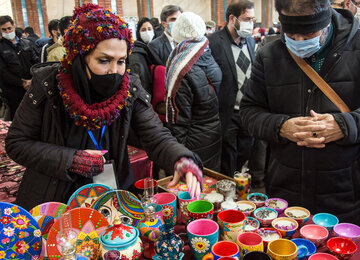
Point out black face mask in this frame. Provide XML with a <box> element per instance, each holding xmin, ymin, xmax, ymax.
<box><xmin>86</xmin><ymin>63</ymin><xmax>125</xmax><ymax>99</ymax></box>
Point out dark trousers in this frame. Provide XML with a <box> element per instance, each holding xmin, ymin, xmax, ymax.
<box><xmin>221</xmin><ymin>111</ymin><xmax>253</xmax><ymax>177</ymax></box>
<box><xmin>2</xmin><ymin>86</ymin><xmax>25</xmax><ymax>120</ymax></box>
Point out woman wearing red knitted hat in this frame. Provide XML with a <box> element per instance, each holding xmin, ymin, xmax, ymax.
<box><xmin>5</xmin><ymin>4</ymin><xmax>203</xmax><ymax>210</ymax></box>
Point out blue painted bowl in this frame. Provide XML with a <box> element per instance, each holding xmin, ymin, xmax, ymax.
<box><xmin>254</xmin><ymin>207</ymin><xmax>278</xmax><ymax>227</ymax></box>
<box><xmin>313</xmin><ymin>213</ymin><xmax>339</xmax><ymax>231</ymax></box>
<box><xmin>244</xmin><ymin>217</ymin><xmax>260</xmax><ymax>232</ymax></box>
<box><xmin>247</xmin><ymin>193</ymin><xmax>268</xmax><ymax>207</ymax></box>
<box><xmin>291</xmin><ymin>238</ymin><xmax>316</xmax><ymax>260</ymax></box>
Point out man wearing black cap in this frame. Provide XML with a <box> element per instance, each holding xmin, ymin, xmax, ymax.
<box><xmin>240</xmin><ymin>0</ymin><xmax>360</xmax><ymax>224</ymax></box>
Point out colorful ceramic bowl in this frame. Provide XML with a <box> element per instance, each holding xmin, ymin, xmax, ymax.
<box><xmin>300</xmin><ymin>224</ymin><xmax>329</xmax><ymax>247</ymax></box>
<box><xmin>265</xmin><ymin>198</ymin><xmax>288</xmax><ymax>214</ymax></box>
<box><xmin>254</xmin><ymin>207</ymin><xmax>278</xmax><ymax>227</ymax></box>
<box><xmin>284</xmin><ymin>206</ymin><xmax>310</xmax><ymax>227</ymax></box>
<box><xmin>271</xmin><ymin>217</ymin><xmax>298</xmax><ymax>237</ymax></box>
<box><xmin>255</xmin><ymin>228</ymin><xmax>282</xmax><ymax>251</ymax></box>
<box><xmin>267</xmin><ymin>239</ymin><xmax>298</xmax><ymax>260</ymax></box>
<box><xmin>333</xmin><ymin>223</ymin><xmax>360</xmax><ymax>243</ymax></box>
<box><xmin>236</xmin><ymin>200</ymin><xmax>256</xmax><ymax>216</ymax></box>
<box><xmin>308</xmin><ymin>253</ymin><xmax>339</xmax><ymax>260</ymax></box>
<box><xmin>244</xmin><ymin>217</ymin><xmax>260</xmax><ymax>232</ymax></box>
<box><xmin>187</xmin><ymin>200</ymin><xmax>214</xmax><ymax>223</ymax></box>
<box><xmin>291</xmin><ymin>238</ymin><xmax>316</xmax><ymax>260</ymax></box>
<box><xmin>327</xmin><ymin>237</ymin><xmax>357</xmax><ymax>260</ymax></box>
<box><xmin>247</xmin><ymin>193</ymin><xmax>268</xmax><ymax>207</ymax></box>
<box><xmin>236</xmin><ymin>232</ymin><xmax>264</xmax><ymax>257</ymax></box>
<box><xmin>312</xmin><ymin>213</ymin><xmax>339</xmax><ymax>231</ymax></box>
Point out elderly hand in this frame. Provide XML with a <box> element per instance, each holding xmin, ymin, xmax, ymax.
<box><xmin>280</xmin><ymin>116</ymin><xmax>326</xmax><ymax>148</ymax></box>
<box><xmin>293</xmin><ymin>110</ymin><xmax>344</xmax><ymax>146</ymax></box>
<box><xmin>168</xmin><ymin>157</ymin><xmax>203</xmax><ymax>199</ymax></box>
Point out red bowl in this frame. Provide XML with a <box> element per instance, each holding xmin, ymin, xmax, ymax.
<box><xmin>309</xmin><ymin>253</ymin><xmax>339</xmax><ymax>260</ymax></box>
<box><xmin>327</xmin><ymin>237</ymin><xmax>357</xmax><ymax>260</ymax></box>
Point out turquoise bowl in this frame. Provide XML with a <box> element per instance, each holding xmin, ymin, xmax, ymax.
<box><xmin>313</xmin><ymin>213</ymin><xmax>339</xmax><ymax>231</ymax></box>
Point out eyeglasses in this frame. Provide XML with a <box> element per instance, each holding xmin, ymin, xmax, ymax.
<box><xmin>351</xmin><ymin>0</ymin><xmax>360</xmax><ymax>8</ymax></box>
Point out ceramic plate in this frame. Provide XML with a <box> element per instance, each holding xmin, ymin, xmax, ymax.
<box><xmin>0</xmin><ymin>202</ymin><xmax>42</xmax><ymax>259</ymax></box>
<box><xmin>46</xmin><ymin>207</ymin><xmax>109</xmax><ymax>260</ymax></box>
<box><xmin>91</xmin><ymin>190</ymin><xmax>144</xmax><ymax>227</ymax></box>
<box><xmin>67</xmin><ymin>184</ymin><xmax>113</xmax><ymax>209</ymax></box>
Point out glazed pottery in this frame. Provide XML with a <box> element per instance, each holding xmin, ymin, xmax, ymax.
<box><xmin>202</xmin><ymin>241</ymin><xmax>240</xmax><ymax>260</ymax></box>
<box><xmin>308</xmin><ymin>253</ymin><xmax>339</xmax><ymax>260</ymax></box>
<box><xmin>187</xmin><ymin>200</ymin><xmax>214</xmax><ymax>223</ymax></box>
<box><xmin>243</xmin><ymin>251</ymin><xmax>272</xmax><ymax>260</ymax></box>
<box><xmin>236</xmin><ymin>200</ymin><xmax>256</xmax><ymax>216</ymax></box>
<box><xmin>234</xmin><ymin>172</ymin><xmax>251</xmax><ymax>200</ymax></box>
<box><xmin>178</xmin><ymin>191</ymin><xmax>196</xmax><ymax>224</ymax></box>
<box><xmin>217</xmin><ymin>209</ymin><xmax>245</xmax><ymax>242</ymax></box>
<box><xmin>265</xmin><ymin>198</ymin><xmax>288</xmax><ymax>214</ymax></box>
<box><xmin>291</xmin><ymin>238</ymin><xmax>316</xmax><ymax>260</ymax></box>
<box><xmin>267</xmin><ymin>239</ymin><xmax>298</xmax><ymax>260</ymax></box>
<box><xmin>255</xmin><ymin>227</ymin><xmax>282</xmax><ymax>251</ymax></box>
<box><xmin>272</xmin><ymin>217</ymin><xmax>298</xmax><ymax>237</ymax></box>
<box><xmin>0</xmin><ymin>202</ymin><xmax>42</xmax><ymax>259</ymax></box>
<box><xmin>218</xmin><ymin>257</ymin><xmax>237</xmax><ymax>260</ymax></box>
<box><xmin>333</xmin><ymin>223</ymin><xmax>360</xmax><ymax>242</ymax></box>
<box><xmin>104</xmin><ymin>250</ymin><xmax>121</xmax><ymax>259</ymax></box>
<box><xmin>154</xmin><ymin>223</ymin><xmax>184</xmax><ymax>260</ymax></box>
<box><xmin>134</xmin><ymin>178</ymin><xmax>158</xmax><ymax>198</ymax></box>
<box><xmin>244</xmin><ymin>217</ymin><xmax>260</xmax><ymax>232</ymax></box>
<box><xmin>247</xmin><ymin>193</ymin><xmax>268</xmax><ymax>207</ymax></box>
<box><xmin>100</xmin><ymin>215</ymin><xmax>142</xmax><ymax>259</ymax></box>
<box><xmin>327</xmin><ymin>237</ymin><xmax>357</xmax><ymax>260</ymax></box>
<box><xmin>236</xmin><ymin>232</ymin><xmax>264</xmax><ymax>257</ymax></box>
<box><xmin>285</xmin><ymin>207</ymin><xmax>310</xmax><ymax>227</ymax></box>
<box><xmin>300</xmin><ymin>224</ymin><xmax>329</xmax><ymax>247</ymax></box>
<box><xmin>253</xmin><ymin>207</ymin><xmax>278</xmax><ymax>227</ymax></box>
<box><xmin>154</xmin><ymin>193</ymin><xmax>177</xmax><ymax>227</ymax></box>
<box><xmin>312</xmin><ymin>213</ymin><xmax>339</xmax><ymax>231</ymax></box>
<box><xmin>187</xmin><ymin>219</ymin><xmax>219</xmax><ymax>260</ymax></box>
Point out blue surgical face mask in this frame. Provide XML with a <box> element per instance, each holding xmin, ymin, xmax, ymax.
<box><xmin>285</xmin><ymin>34</ymin><xmax>321</xmax><ymax>58</ymax></box>
<box><xmin>167</xmin><ymin>22</ymin><xmax>174</xmax><ymax>35</ymax></box>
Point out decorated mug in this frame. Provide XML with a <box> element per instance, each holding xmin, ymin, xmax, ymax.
<box><xmin>236</xmin><ymin>232</ymin><xmax>264</xmax><ymax>257</ymax></box>
<box><xmin>178</xmin><ymin>191</ymin><xmax>196</xmax><ymax>224</ymax></box>
<box><xmin>187</xmin><ymin>200</ymin><xmax>214</xmax><ymax>223</ymax></box>
<box><xmin>154</xmin><ymin>192</ymin><xmax>177</xmax><ymax>227</ymax></box>
<box><xmin>202</xmin><ymin>241</ymin><xmax>240</xmax><ymax>260</ymax></box>
<box><xmin>217</xmin><ymin>209</ymin><xmax>246</xmax><ymax>242</ymax></box>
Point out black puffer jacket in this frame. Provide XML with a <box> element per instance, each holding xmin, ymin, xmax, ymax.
<box><xmin>240</xmin><ymin>9</ymin><xmax>360</xmax><ymax>224</ymax></box>
<box><xmin>5</xmin><ymin>63</ymin><xmax>201</xmax><ymax>211</ymax></box>
<box><xmin>167</xmin><ymin>50</ymin><xmax>222</xmax><ymax>171</ymax></box>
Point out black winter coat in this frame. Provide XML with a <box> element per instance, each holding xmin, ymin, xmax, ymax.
<box><xmin>167</xmin><ymin>50</ymin><xmax>222</xmax><ymax>171</ymax></box>
<box><xmin>5</xmin><ymin>63</ymin><xmax>201</xmax><ymax>211</ymax></box>
<box><xmin>148</xmin><ymin>33</ymin><xmax>172</xmax><ymax>66</ymax></box>
<box><xmin>240</xmin><ymin>9</ymin><xmax>360</xmax><ymax>224</ymax></box>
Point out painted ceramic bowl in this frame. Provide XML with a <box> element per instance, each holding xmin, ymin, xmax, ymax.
<box><xmin>271</xmin><ymin>217</ymin><xmax>298</xmax><ymax>238</ymax></box>
<box><xmin>327</xmin><ymin>237</ymin><xmax>357</xmax><ymax>260</ymax></box>
<box><xmin>300</xmin><ymin>224</ymin><xmax>329</xmax><ymax>247</ymax></box>
<box><xmin>265</xmin><ymin>198</ymin><xmax>288</xmax><ymax>214</ymax></box>
<box><xmin>247</xmin><ymin>193</ymin><xmax>268</xmax><ymax>207</ymax></box>
<box><xmin>312</xmin><ymin>213</ymin><xmax>339</xmax><ymax>231</ymax></box>
<box><xmin>333</xmin><ymin>223</ymin><xmax>360</xmax><ymax>243</ymax></box>
<box><xmin>291</xmin><ymin>238</ymin><xmax>316</xmax><ymax>260</ymax></box>
<box><xmin>267</xmin><ymin>239</ymin><xmax>298</xmax><ymax>260</ymax></box>
<box><xmin>236</xmin><ymin>200</ymin><xmax>256</xmax><ymax>216</ymax></box>
<box><xmin>284</xmin><ymin>206</ymin><xmax>310</xmax><ymax>227</ymax></box>
<box><xmin>244</xmin><ymin>217</ymin><xmax>260</xmax><ymax>232</ymax></box>
<box><xmin>254</xmin><ymin>207</ymin><xmax>278</xmax><ymax>227</ymax></box>
<box><xmin>308</xmin><ymin>253</ymin><xmax>339</xmax><ymax>260</ymax></box>
<box><xmin>255</xmin><ymin>228</ymin><xmax>282</xmax><ymax>250</ymax></box>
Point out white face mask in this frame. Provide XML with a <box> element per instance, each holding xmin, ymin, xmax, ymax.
<box><xmin>140</xmin><ymin>30</ymin><xmax>155</xmax><ymax>43</ymax></box>
<box><xmin>234</xmin><ymin>18</ymin><xmax>253</xmax><ymax>38</ymax></box>
<box><xmin>2</xmin><ymin>31</ymin><xmax>15</xmax><ymax>41</ymax></box>
<box><xmin>351</xmin><ymin>1</ymin><xmax>360</xmax><ymax>23</ymax></box>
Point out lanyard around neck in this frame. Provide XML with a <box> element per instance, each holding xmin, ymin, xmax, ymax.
<box><xmin>87</xmin><ymin>125</ymin><xmax>106</xmax><ymax>150</ymax></box>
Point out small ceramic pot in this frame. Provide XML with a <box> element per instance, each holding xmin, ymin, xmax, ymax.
<box><xmin>236</xmin><ymin>232</ymin><xmax>264</xmax><ymax>257</ymax></box>
<box><xmin>236</xmin><ymin>200</ymin><xmax>256</xmax><ymax>216</ymax></box>
<box><xmin>154</xmin><ymin>223</ymin><xmax>184</xmax><ymax>260</ymax></box>
<box><xmin>242</xmin><ymin>251</ymin><xmax>272</xmax><ymax>260</ymax></box>
<box><xmin>234</xmin><ymin>172</ymin><xmax>251</xmax><ymax>200</ymax></box>
<box><xmin>265</xmin><ymin>198</ymin><xmax>288</xmax><ymax>214</ymax></box>
<box><xmin>217</xmin><ymin>210</ymin><xmax>246</xmax><ymax>242</ymax></box>
<box><xmin>154</xmin><ymin>192</ymin><xmax>177</xmax><ymax>227</ymax></box>
<box><xmin>255</xmin><ymin>228</ymin><xmax>282</xmax><ymax>251</ymax></box>
<box><xmin>247</xmin><ymin>193</ymin><xmax>268</xmax><ymax>207</ymax></box>
<box><xmin>333</xmin><ymin>223</ymin><xmax>360</xmax><ymax>243</ymax></box>
<box><xmin>327</xmin><ymin>237</ymin><xmax>357</xmax><ymax>260</ymax></box>
<box><xmin>300</xmin><ymin>224</ymin><xmax>329</xmax><ymax>247</ymax></box>
<box><xmin>284</xmin><ymin>207</ymin><xmax>310</xmax><ymax>227</ymax></box>
<box><xmin>244</xmin><ymin>217</ymin><xmax>260</xmax><ymax>232</ymax></box>
<box><xmin>187</xmin><ymin>200</ymin><xmax>214</xmax><ymax>223</ymax></box>
<box><xmin>271</xmin><ymin>217</ymin><xmax>298</xmax><ymax>238</ymax></box>
<box><xmin>291</xmin><ymin>238</ymin><xmax>316</xmax><ymax>260</ymax></box>
<box><xmin>178</xmin><ymin>191</ymin><xmax>196</xmax><ymax>224</ymax></box>
<box><xmin>312</xmin><ymin>213</ymin><xmax>339</xmax><ymax>231</ymax></box>
<box><xmin>308</xmin><ymin>253</ymin><xmax>339</xmax><ymax>260</ymax></box>
<box><xmin>253</xmin><ymin>207</ymin><xmax>278</xmax><ymax>227</ymax></box>
<box><xmin>187</xmin><ymin>219</ymin><xmax>219</xmax><ymax>260</ymax></box>
<box><xmin>202</xmin><ymin>241</ymin><xmax>240</xmax><ymax>260</ymax></box>
<box><xmin>267</xmin><ymin>239</ymin><xmax>298</xmax><ymax>260</ymax></box>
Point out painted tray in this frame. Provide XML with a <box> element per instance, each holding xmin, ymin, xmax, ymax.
<box><xmin>0</xmin><ymin>202</ymin><xmax>42</xmax><ymax>259</ymax></box>
<box><xmin>29</xmin><ymin>202</ymin><xmax>69</xmax><ymax>259</ymax></box>
<box><xmin>91</xmin><ymin>190</ymin><xmax>144</xmax><ymax>227</ymax></box>
<box><xmin>46</xmin><ymin>207</ymin><xmax>109</xmax><ymax>260</ymax></box>
<box><xmin>67</xmin><ymin>183</ymin><xmax>113</xmax><ymax>209</ymax></box>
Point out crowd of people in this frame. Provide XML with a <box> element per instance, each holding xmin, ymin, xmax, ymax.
<box><xmin>0</xmin><ymin>0</ymin><xmax>360</xmax><ymax>225</ymax></box>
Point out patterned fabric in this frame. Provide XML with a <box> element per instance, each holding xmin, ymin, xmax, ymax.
<box><xmin>174</xmin><ymin>157</ymin><xmax>203</xmax><ymax>189</ymax></box>
<box><xmin>69</xmin><ymin>150</ymin><xmax>104</xmax><ymax>177</ymax></box>
<box><xmin>165</xmin><ymin>37</ymin><xmax>209</xmax><ymax>123</ymax></box>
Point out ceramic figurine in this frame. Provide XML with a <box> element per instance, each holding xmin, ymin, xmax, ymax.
<box><xmin>100</xmin><ymin>215</ymin><xmax>143</xmax><ymax>260</ymax></box>
<box><xmin>154</xmin><ymin>223</ymin><xmax>184</xmax><ymax>260</ymax></box>
<box><xmin>139</xmin><ymin>205</ymin><xmax>164</xmax><ymax>259</ymax></box>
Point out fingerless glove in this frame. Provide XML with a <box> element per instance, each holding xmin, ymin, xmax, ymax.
<box><xmin>174</xmin><ymin>157</ymin><xmax>203</xmax><ymax>188</ymax></box>
<box><xmin>69</xmin><ymin>150</ymin><xmax>104</xmax><ymax>178</ymax></box>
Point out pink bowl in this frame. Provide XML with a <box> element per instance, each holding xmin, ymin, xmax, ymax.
<box><xmin>309</xmin><ymin>253</ymin><xmax>339</xmax><ymax>260</ymax></box>
<box><xmin>327</xmin><ymin>237</ymin><xmax>357</xmax><ymax>260</ymax></box>
<box><xmin>333</xmin><ymin>223</ymin><xmax>360</xmax><ymax>243</ymax></box>
<box><xmin>300</xmin><ymin>224</ymin><xmax>329</xmax><ymax>247</ymax></box>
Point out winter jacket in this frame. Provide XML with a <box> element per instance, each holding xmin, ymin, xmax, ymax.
<box><xmin>148</xmin><ymin>33</ymin><xmax>172</xmax><ymax>66</ymax></box>
<box><xmin>46</xmin><ymin>37</ymin><xmax>66</xmax><ymax>62</ymax></box>
<box><xmin>5</xmin><ymin>62</ymin><xmax>201</xmax><ymax>211</ymax></box>
<box><xmin>240</xmin><ymin>9</ymin><xmax>360</xmax><ymax>224</ymax></box>
<box><xmin>167</xmin><ymin>50</ymin><xmax>222</xmax><ymax>171</ymax></box>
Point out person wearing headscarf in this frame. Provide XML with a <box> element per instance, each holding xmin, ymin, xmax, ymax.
<box><xmin>5</xmin><ymin>4</ymin><xmax>203</xmax><ymax>210</ymax></box>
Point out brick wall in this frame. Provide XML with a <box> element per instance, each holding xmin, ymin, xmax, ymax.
<box><xmin>137</xmin><ymin>0</ymin><xmax>152</xmax><ymax>18</ymax></box>
<box><xmin>25</xmin><ymin>0</ymin><xmax>41</xmax><ymax>36</ymax></box>
<box><xmin>11</xmin><ymin>0</ymin><xmax>25</xmax><ymax>29</ymax></box>
<box><xmin>213</xmin><ymin>0</ymin><xmax>225</xmax><ymax>27</ymax></box>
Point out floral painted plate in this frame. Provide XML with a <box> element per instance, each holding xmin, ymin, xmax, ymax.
<box><xmin>67</xmin><ymin>184</ymin><xmax>113</xmax><ymax>209</ymax></box>
<box><xmin>0</xmin><ymin>202</ymin><xmax>42</xmax><ymax>259</ymax></box>
<box><xmin>46</xmin><ymin>207</ymin><xmax>109</xmax><ymax>260</ymax></box>
<box><xmin>29</xmin><ymin>202</ymin><xmax>69</xmax><ymax>259</ymax></box>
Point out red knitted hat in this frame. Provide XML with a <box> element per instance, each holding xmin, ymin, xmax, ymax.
<box><xmin>61</xmin><ymin>3</ymin><xmax>134</xmax><ymax>71</ymax></box>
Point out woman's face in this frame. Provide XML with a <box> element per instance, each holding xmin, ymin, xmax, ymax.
<box><xmin>140</xmin><ymin>21</ymin><xmax>153</xmax><ymax>32</ymax></box>
<box><xmin>85</xmin><ymin>38</ymin><xmax>127</xmax><ymax>77</ymax></box>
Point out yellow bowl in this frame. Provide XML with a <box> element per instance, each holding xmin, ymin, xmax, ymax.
<box><xmin>267</xmin><ymin>239</ymin><xmax>297</xmax><ymax>260</ymax></box>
